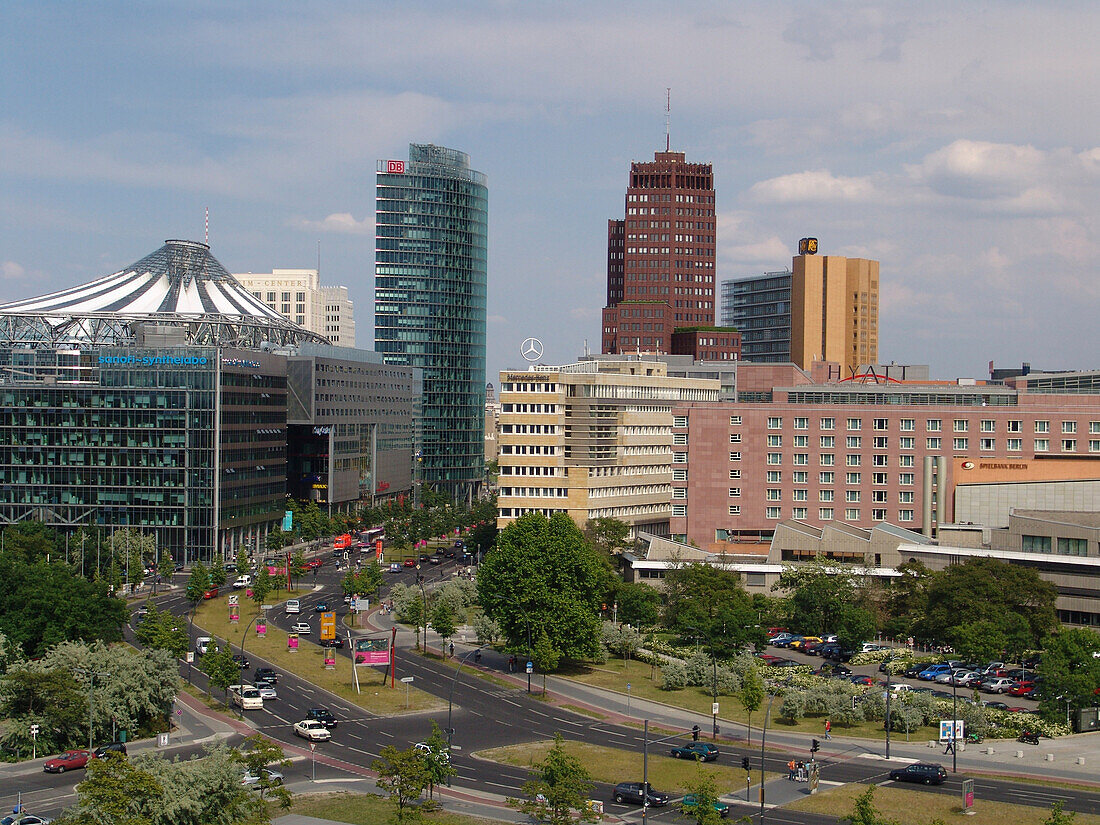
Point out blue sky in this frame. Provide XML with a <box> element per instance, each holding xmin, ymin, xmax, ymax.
<box><xmin>2</xmin><ymin>1</ymin><xmax>1098</xmax><ymax>381</ymax></box>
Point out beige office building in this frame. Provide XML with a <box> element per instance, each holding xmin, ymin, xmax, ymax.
<box><xmin>790</xmin><ymin>250</ymin><xmax>878</xmax><ymax>375</ymax></box>
<box><xmin>496</xmin><ymin>359</ymin><xmax>719</xmax><ymax>535</ymax></box>
<box><xmin>232</xmin><ymin>269</ymin><xmax>356</xmax><ymax>347</ymax></box>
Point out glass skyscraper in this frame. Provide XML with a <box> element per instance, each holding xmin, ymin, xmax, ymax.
<box><xmin>375</xmin><ymin>144</ymin><xmax>488</xmax><ymax>502</ymax></box>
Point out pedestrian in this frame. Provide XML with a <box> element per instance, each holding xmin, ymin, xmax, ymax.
<box><xmin>824</xmin><ymin>719</ymin><xmax>831</xmax><ymax>740</ymax></box>
<box><xmin>796</xmin><ymin>761</ymin><xmax>806</xmax><ymax>782</ymax></box>
<box><xmin>943</xmin><ymin>736</ymin><xmax>955</xmax><ymax>755</ymax></box>
<box><xmin>508</xmin><ymin>654</ymin><xmax>516</xmax><ymax>672</ymax></box>
<box><xmin>449</xmin><ymin>642</ymin><xmax>455</xmax><ymax>658</ymax></box>
<box><xmin>787</xmin><ymin>759</ymin><xmax>796</xmax><ymax>780</ymax></box>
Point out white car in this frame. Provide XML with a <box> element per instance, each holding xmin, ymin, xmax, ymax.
<box><xmin>414</xmin><ymin>742</ymin><xmax>450</xmax><ymax>764</ymax></box>
<box><xmin>981</xmin><ymin>677</ymin><xmax>1015</xmax><ymax>693</ymax></box>
<box><xmin>291</xmin><ymin>622</ymin><xmax>311</xmax><ymax>634</ymax></box>
<box><xmin>293</xmin><ymin>720</ymin><xmax>331</xmax><ymax>742</ymax></box>
<box><xmin>233</xmin><ymin>575</ymin><xmax>252</xmax><ymax>589</ymax></box>
<box><xmin>285</xmin><ymin>599</ymin><xmax>301</xmax><ymax>614</ymax></box>
<box><xmin>242</xmin><ymin>767</ymin><xmax>284</xmax><ymax>787</ymax></box>
<box><xmin>228</xmin><ymin>684</ymin><xmax>264</xmax><ymax>711</ymax></box>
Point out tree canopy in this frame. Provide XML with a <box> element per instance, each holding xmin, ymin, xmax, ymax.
<box><xmin>1036</xmin><ymin>627</ymin><xmax>1100</xmax><ymax>722</ymax></box>
<box><xmin>664</xmin><ymin>563</ymin><xmax>765</xmax><ymax>657</ymax></box>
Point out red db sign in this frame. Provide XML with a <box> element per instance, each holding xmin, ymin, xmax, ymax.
<box><xmin>387</xmin><ymin>160</ymin><xmax>405</xmax><ymax>173</ymax></box>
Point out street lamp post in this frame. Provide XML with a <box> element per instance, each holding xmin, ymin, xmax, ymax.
<box><xmin>759</xmin><ymin>679</ymin><xmax>790</xmax><ymax>825</ymax></box>
<box><xmin>415</xmin><ymin>569</ymin><xmax>427</xmax><ymax>652</ymax></box>
<box><xmin>884</xmin><ymin>651</ymin><xmax>897</xmax><ymax>759</ymax></box>
<box><xmin>235</xmin><ymin>614</ymin><xmax>262</xmax><ymax>719</ymax></box>
<box><xmin>950</xmin><ymin>677</ymin><xmax>958</xmax><ymax>774</ymax></box>
<box><xmin>685</xmin><ymin>626</ymin><xmax>720</xmax><ymax>740</ymax></box>
<box><xmin>73</xmin><ymin>668</ymin><xmax>110</xmax><ymax>752</ymax></box>
<box><xmin>445</xmin><ymin>645</ymin><xmax>484</xmax><ymax>782</ymax></box>
<box><xmin>494</xmin><ymin>596</ymin><xmax>533</xmax><ymax>693</ymax></box>
<box><xmin>641</xmin><ymin>720</ymin><xmax>689</xmax><ymax>825</ymax></box>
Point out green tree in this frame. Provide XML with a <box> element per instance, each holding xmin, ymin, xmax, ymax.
<box><xmin>65</xmin><ymin>751</ymin><xmax>163</xmax><ymax>825</ymax></box>
<box><xmin>373</xmin><ymin>744</ymin><xmax>429</xmax><ymax>824</ymax></box>
<box><xmin>236</xmin><ymin>734</ymin><xmax>292</xmax><ymax>807</ymax></box>
<box><xmin>878</xmin><ymin>560</ymin><xmax>930</xmax><ymax>638</ymax></box>
<box><xmin>155</xmin><ymin>552</ymin><xmax>175</xmax><ymax>590</ymax></box>
<box><xmin>108</xmin><ymin>528</ymin><xmax>155</xmax><ymax>587</ymax></box>
<box><xmin>251</xmin><ymin>566</ymin><xmax>274</xmax><ymax>610</ymax></box>
<box><xmin>680</xmin><ymin>769</ymin><xmax>724</xmax><ymax>825</ymax></box>
<box><xmin>512</xmin><ymin>733</ymin><xmax>597</xmax><ymax>825</ymax></box>
<box><xmin>360</xmin><ymin>559</ymin><xmax>385</xmax><ymax>599</ymax></box>
<box><xmin>419</xmin><ymin>721</ymin><xmax>456</xmax><ymax>800</ymax></box>
<box><xmin>430</xmin><ymin>600</ymin><xmax>458</xmax><ymax>657</ymax></box>
<box><xmin>1036</xmin><ymin>627</ymin><xmax>1100</xmax><ymax>723</ymax></box>
<box><xmin>739</xmin><ymin>666</ymin><xmax>765</xmax><ymax>746</ymax></box>
<box><xmin>477</xmin><ymin>513</ymin><xmax>610</xmax><ymax>667</ymax></box>
<box><xmin>266</xmin><ymin>531</ymin><xmax>287</xmax><ymax>552</ymax></box>
<box><xmin>0</xmin><ymin>668</ymin><xmax>86</xmax><ymax>756</ymax></box>
<box><xmin>613</xmin><ymin>582</ymin><xmax>662</xmax><ymax>627</ymax></box>
<box><xmin>664</xmin><ymin>563</ymin><xmax>765</xmax><ymax>657</ymax></box>
<box><xmin>835</xmin><ymin>604</ymin><xmax>877</xmax><ymax>651</ymax></box>
<box><xmin>133</xmin><ymin>603</ymin><xmax>189</xmax><ymax>657</ymax></box>
<box><xmin>185</xmin><ymin>562</ymin><xmax>210</xmax><ymax>605</ymax></box>
<box><xmin>1043</xmin><ymin>800</ymin><xmax>1077</xmax><ymax>825</ymax></box>
<box><xmin>208</xmin><ymin>557</ymin><xmax>227</xmax><ymax>589</ymax></box>
<box><xmin>585</xmin><ymin>517</ymin><xmax>631</xmax><ymax>557</ymax></box>
<box><xmin>290</xmin><ymin>550</ymin><xmax>307</xmax><ymax>590</ymax></box>
<box><xmin>774</xmin><ymin>561</ymin><xmax>865</xmax><ymax>637</ymax></box>
<box><xmin>844</xmin><ymin>786</ymin><xmax>898</xmax><ymax>825</ymax></box>
<box><xmin>203</xmin><ymin>639</ymin><xmax>242</xmax><ymax>704</ymax></box>
<box><xmin>234</xmin><ymin>548</ymin><xmax>249</xmax><ymax>576</ymax></box>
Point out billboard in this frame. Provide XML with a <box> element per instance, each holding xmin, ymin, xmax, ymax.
<box><xmin>354</xmin><ymin>637</ymin><xmax>391</xmax><ymax>666</ymax></box>
<box><xmin>320</xmin><ymin>611</ymin><xmax>336</xmax><ymax>641</ymax></box>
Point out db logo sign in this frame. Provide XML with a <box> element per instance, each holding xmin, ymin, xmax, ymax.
<box><xmin>961</xmin><ymin>461</ymin><xmax>975</xmax><ymax>470</ymax></box>
<box><xmin>386</xmin><ymin>160</ymin><xmax>406</xmax><ymax>173</ymax></box>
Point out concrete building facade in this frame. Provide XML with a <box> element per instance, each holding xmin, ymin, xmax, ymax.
<box><xmin>233</xmin><ymin>269</ymin><xmax>356</xmax><ymax>347</ymax></box>
<box><xmin>496</xmin><ymin>360</ymin><xmax>719</xmax><ymax>536</ymax></box>
<box><xmin>790</xmin><ymin>249</ymin><xmax>878</xmax><ymax>375</ymax></box>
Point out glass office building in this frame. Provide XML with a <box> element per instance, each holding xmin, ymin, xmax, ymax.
<box><xmin>375</xmin><ymin>144</ymin><xmax>488</xmax><ymax>502</ymax></box>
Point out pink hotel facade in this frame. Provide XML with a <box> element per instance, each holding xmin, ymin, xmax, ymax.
<box><xmin>670</xmin><ymin>366</ymin><xmax>1100</xmax><ymax>550</ymax></box>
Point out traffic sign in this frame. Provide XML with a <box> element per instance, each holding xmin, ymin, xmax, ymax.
<box><xmin>526</xmin><ymin>661</ymin><xmax>534</xmax><ymax>674</ymax></box>
<box><xmin>712</xmin><ymin>702</ymin><xmax>720</xmax><ymax>715</ymax></box>
<box><xmin>400</xmin><ymin>676</ymin><xmax>414</xmax><ymax>683</ymax></box>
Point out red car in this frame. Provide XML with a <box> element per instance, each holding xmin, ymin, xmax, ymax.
<box><xmin>305</xmin><ymin>559</ymin><xmax>323</xmax><ymax>570</ymax></box>
<box><xmin>403</xmin><ymin>558</ymin><xmax>416</xmax><ymax>567</ymax></box>
<box><xmin>43</xmin><ymin>749</ymin><xmax>90</xmax><ymax>773</ymax></box>
<box><xmin>202</xmin><ymin>587</ymin><xmax>219</xmax><ymax>599</ymax></box>
<box><xmin>1007</xmin><ymin>681</ymin><xmax>1036</xmax><ymax>697</ymax></box>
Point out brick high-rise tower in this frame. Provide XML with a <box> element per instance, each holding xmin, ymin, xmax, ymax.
<box><xmin>601</xmin><ymin>150</ymin><xmax>717</xmax><ymax>354</ymax></box>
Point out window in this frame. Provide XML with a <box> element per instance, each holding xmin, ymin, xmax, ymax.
<box><xmin>1035</xmin><ymin>439</ymin><xmax>1049</xmax><ymax>452</ymax></box>
<box><xmin>846</xmin><ymin>490</ymin><xmax>861</xmax><ymax>503</ymax></box>
<box><xmin>793</xmin><ymin>454</ymin><xmax>808</xmax><ymax>465</ymax></box>
<box><xmin>674</xmin><ymin>433</ymin><xmax>688</xmax><ymax>445</ymax></box>
<box><xmin>819</xmin><ymin>508</ymin><xmax>834</xmax><ymax>521</ymax></box>
<box><xmin>1092</xmin><ymin>421</ymin><xmax>1100</xmax><ymax>434</ymax></box>
<box><xmin>730</xmin><ymin>451</ymin><xmax>741</xmax><ymax>461</ymax></box>
<box><xmin>846</xmin><ymin>454</ymin><xmax>862</xmax><ymax>466</ymax></box>
<box><xmin>674</xmin><ymin>469</ymin><xmax>687</xmax><ymax>481</ymax></box>
<box><xmin>674</xmin><ymin>415</ymin><xmax>688</xmax><ymax>427</ymax></box>
<box><xmin>793</xmin><ymin>471</ymin><xmax>809</xmax><ymax>483</ymax></box>
<box><xmin>1007</xmin><ymin>438</ymin><xmax>1023</xmax><ymax>451</ymax></box>
<box><xmin>1091</xmin><ymin>440</ymin><xmax>1100</xmax><ymax>453</ymax></box>
<box><xmin>729</xmin><ymin>469</ymin><xmax>741</xmax><ymax>479</ymax></box>
<box><xmin>873</xmin><ymin>455</ymin><xmax>889</xmax><ymax>466</ymax></box>
<box><xmin>1022</xmin><ymin>534</ymin><xmax>1051</xmax><ymax>553</ymax></box>
<box><xmin>1062</xmin><ymin>439</ymin><xmax>1077</xmax><ymax>452</ymax></box>
<box><xmin>1035</xmin><ymin>420</ymin><xmax>1050</xmax><ymax>433</ymax></box>
<box><xmin>767</xmin><ymin>470</ymin><xmax>782</xmax><ymax>483</ymax></box>
<box><xmin>820</xmin><ymin>454</ymin><xmax>835</xmax><ymax>466</ymax></box>
<box><xmin>927</xmin><ymin>419</ymin><xmax>942</xmax><ymax>432</ymax></box>
<box><xmin>873</xmin><ymin>418</ymin><xmax>888</xmax><ymax>431</ymax></box>
<box><xmin>819</xmin><ymin>490</ymin><xmax>834</xmax><ymax>502</ymax></box>
<box><xmin>730</xmin><ymin>433</ymin><xmax>742</xmax><ymax>443</ymax></box>
<box><xmin>845</xmin><ymin>508</ymin><xmax>861</xmax><ymax>521</ymax></box>
<box><xmin>729</xmin><ymin>488</ymin><xmax>741</xmax><ymax>497</ymax></box>
<box><xmin>846</xmin><ymin>472</ymin><xmax>861</xmax><ymax>485</ymax></box>
<box><xmin>673</xmin><ymin>504</ymin><xmax>687</xmax><ymax>517</ymax></box>
<box><xmin>793</xmin><ymin>435</ymin><xmax>809</xmax><ymax>447</ymax></box>
<box><xmin>792</xmin><ymin>489</ymin><xmax>808</xmax><ymax>501</ymax></box>
<box><xmin>899</xmin><ymin>455</ymin><xmax>914</xmax><ymax>467</ymax></box>
<box><xmin>767</xmin><ymin>453</ymin><xmax>782</xmax><ymax>465</ymax></box>
<box><xmin>873</xmin><ymin>436</ymin><xmax>888</xmax><ymax>448</ymax></box>
<box><xmin>1063</xmin><ymin>421</ymin><xmax>1078</xmax><ymax>434</ymax></box>
<box><xmin>674</xmin><ymin>452</ymin><xmax>687</xmax><ymax>463</ymax></box>
<box><xmin>954</xmin><ymin>419</ymin><xmax>969</xmax><ymax>433</ymax></box>
<box><xmin>953</xmin><ymin>437</ymin><xmax>968</xmax><ymax>451</ymax></box>
<box><xmin>898</xmin><ymin>510</ymin><xmax>914</xmax><ymax>522</ymax></box>
<box><xmin>980</xmin><ymin>419</ymin><xmax>996</xmax><ymax>432</ymax></box>
<box><xmin>728</xmin><ymin>506</ymin><xmax>741</xmax><ymax>516</ymax></box>
<box><xmin>899</xmin><ymin>491</ymin><xmax>914</xmax><ymax>503</ymax></box>
<box><xmin>846</xmin><ymin>436</ymin><xmax>862</xmax><ymax>448</ymax></box>
<box><xmin>899</xmin><ymin>473</ymin><xmax>915</xmax><ymax>485</ymax></box>
<box><xmin>847</xmin><ymin>418</ymin><xmax>862</xmax><ymax>431</ymax></box>
<box><xmin>792</xmin><ymin>507</ymin><xmax>808</xmax><ymax>519</ymax></box>
<box><xmin>872</xmin><ymin>508</ymin><xmax>887</xmax><ymax>521</ymax></box>
<box><xmin>766</xmin><ymin>506</ymin><xmax>781</xmax><ymax>520</ymax></box>
<box><xmin>980</xmin><ymin>437</ymin><xmax>996</xmax><ymax>450</ymax></box>
<box><xmin>927</xmin><ymin>437</ymin><xmax>941</xmax><ymax>449</ymax></box>
<box><xmin>1057</xmin><ymin>537</ymin><xmax>1087</xmax><ymax>556</ymax></box>
<box><xmin>821</xmin><ymin>417</ymin><xmax>835</xmax><ymax>430</ymax></box>
<box><xmin>730</xmin><ymin>415</ymin><xmax>742</xmax><ymax>426</ymax></box>
<box><xmin>768</xmin><ymin>416</ymin><xmax>783</xmax><ymax>429</ymax></box>
<box><xmin>1007</xmin><ymin>420</ymin><xmax>1022</xmax><ymax>433</ymax></box>
<box><xmin>900</xmin><ymin>418</ymin><xmax>915</xmax><ymax>431</ymax></box>
<box><xmin>872</xmin><ymin>490</ymin><xmax>888</xmax><ymax>502</ymax></box>
<box><xmin>767</xmin><ymin>435</ymin><xmax>782</xmax><ymax>447</ymax></box>
<box><xmin>794</xmin><ymin>417</ymin><xmax>809</xmax><ymax>430</ymax></box>
<box><xmin>899</xmin><ymin>437</ymin><xmax>915</xmax><ymax>449</ymax></box>
<box><xmin>819</xmin><ymin>471</ymin><xmax>834</xmax><ymax>484</ymax></box>
<box><xmin>672</xmin><ymin>487</ymin><xmax>687</xmax><ymax>500</ymax></box>
<box><xmin>766</xmin><ymin>489</ymin><xmax>782</xmax><ymax>501</ymax></box>
<box><xmin>820</xmin><ymin>436</ymin><xmax>835</xmax><ymax>448</ymax></box>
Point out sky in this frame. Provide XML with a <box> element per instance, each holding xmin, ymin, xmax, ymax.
<box><xmin>2</xmin><ymin>1</ymin><xmax>1099</xmax><ymax>382</ymax></box>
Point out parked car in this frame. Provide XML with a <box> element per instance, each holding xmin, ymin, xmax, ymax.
<box><xmin>669</xmin><ymin>742</ymin><xmax>719</xmax><ymax>761</ymax></box>
<box><xmin>0</xmin><ymin>815</ymin><xmax>51</xmax><ymax>825</ymax></box>
<box><xmin>307</xmin><ymin>707</ymin><xmax>338</xmax><ymax>728</ymax></box>
<box><xmin>241</xmin><ymin>767</ymin><xmax>284</xmax><ymax>787</ymax></box>
<box><xmin>918</xmin><ymin>664</ymin><xmax>952</xmax><ymax>681</ymax></box>
<box><xmin>770</xmin><ymin>658</ymin><xmax>801</xmax><ymax>668</ymax></box>
<box><xmin>291</xmin><ymin>622</ymin><xmax>312</xmax><ymax>634</ymax></box>
<box><xmin>1008</xmin><ymin>681</ymin><xmax>1036</xmax><ymax>697</ymax></box>
<box><xmin>789</xmin><ymin>636</ymin><xmax>823</xmax><ymax>652</ymax></box>
<box><xmin>904</xmin><ymin>664</ymin><xmax>929</xmax><ymax>679</ymax></box>
<box><xmin>850</xmin><ymin>674</ymin><xmax>875</xmax><ymax>686</ymax></box>
<box><xmin>984</xmin><ymin>701</ymin><xmax>1010</xmax><ymax>711</ymax></box>
<box><xmin>888</xmin><ymin>763</ymin><xmax>947</xmax><ymax>785</ymax></box>
<box><xmin>981</xmin><ymin>677</ymin><xmax>1015</xmax><ymax>694</ymax></box>
<box><xmin>43</xmin><ymin>750</ymin><xmax>90</xmax><ymax>773</ymax></box>
<box><xmin>682</xmin><ymin>794</ymin><xmax>729</xmax><ymax>818</ymax></box>
<box><xmin>612</xmin><ymin>782</ymin><xmax>669</xmax><ymax>807</ymax></box>
<box><xmin>202</xmin><ymin>587</ymin><xmax>219</xmax><ymax>600</ymax></box>
<box><xmin>293</xmin><ymin>720</ymin><xmax>331</xmax><ymax>742</ymax></box>
<box><xmin>773</xmin><ymin>635</ymin><xmax>802</xmax><ymax>649</ymax></box>
<box><xmin>254</xmin><ymin>667</ymin><xmax>279</xmax><ymax>684</ymax></box>
<box><xmin>756</xmin><ymin>653</ymin><xmax>781</xmax><ymax>665</ymax></box>
<box><xmin>768</xmin><ymin>633</ymin><xmax>793</xmax><ymax>646</ymax></box>
<box><xmin>91</xmin><ymin>742</ymin><xmax>127</xmax><ymax>759</ymax></box>
<box><xmin>305</xmin><ymin>558</ymin><xmax>323</xmax><ymax>570</ymax></box>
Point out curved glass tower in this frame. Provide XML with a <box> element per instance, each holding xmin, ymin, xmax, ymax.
<box><xmin>375</xmin><ymin>144</ymin><xmax>488</xmax><ymax>502</ymax></box>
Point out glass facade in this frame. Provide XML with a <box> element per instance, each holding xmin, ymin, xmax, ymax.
<box><xmin>375</xmin><ymin>144</ymin><xmax>487</xmax><ymax>501</ymax></box>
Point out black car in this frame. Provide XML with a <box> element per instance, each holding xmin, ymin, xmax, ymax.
<box><xmin>232</xmin><ymin>654</ymin><xmax>249</xmax><ymax>669</ymax></box>
<box><xmin>669</xmin><ymin>742</ymin><xmax>719</xmax><ymax>761</ymax></box>
<box><xmin>92</xmin><ymin>741</ymin><xmax>127</xmax><ymax>758</ymax></box>
<box><xmin>888</xmin><ymin>763</ymin><xmax>947</xmax><ymax>785</ymax></box>
<box><xmin>307</xmin><ymin>707</ymin><xmax>338</xmax><ymax>728</ymax></box>
<box><xmin>429</xmin><ymin>555</ymin><xmax>442</xmax><ymax>565</ymax></box>
<box><xmin>904</xmin><ymin>664</ymin><xmax>928</xmax><ymax>679</ymax></box>
<box><xmin>321</xmin><ymin>637</ymin><xmax>345</xmax><ymax>648</ymax></box>
<box><xmin>314</xmin><ymin>602</ymin><xmax>329</xmax><ymax>612</ymax></box>
<box><xmin>254</xmin><ymin>667</ymin><xmax>279</xmax><ymax>684</ymax></box>
<box><xmin>612</xmin><ymin>782</ymin><xmax>669</xmax><ymax>807</ymax></box>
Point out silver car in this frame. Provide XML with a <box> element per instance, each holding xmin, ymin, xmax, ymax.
<box><xmin>242</xmin><ymin>767</ymin><xmax>284</xmax><ymax>787</ymax></box>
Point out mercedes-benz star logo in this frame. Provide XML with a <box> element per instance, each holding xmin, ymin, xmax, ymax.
<box><xmin>520</xmin><ymin>337</ymin><xmax>544</xmax><ymax>362</ymax></box>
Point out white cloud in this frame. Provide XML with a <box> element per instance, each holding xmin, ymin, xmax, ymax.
<box><xmin>292</xmin><ymin>213</ymin><xmax>374</xmax><ymax>235</ymax></box>
<box><xmin>0</xmin><ymin>260</ymin><xmax>27</xmax><ymax>280</ymax></box>
<box><xmin>909</xmin><ymin>139</ymin><xmax>1048</xmax><ymax>200</ymax></box>
<box><xmin>749</xmin><ymin>169</ymin><xmax>878</xmax><ymax>204</ymax></box>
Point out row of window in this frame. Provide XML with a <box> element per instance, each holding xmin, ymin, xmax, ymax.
<box><xmin>671</xmin><ymin>503</ymin><xmax>915</xmax><ymax>522</ymax></box>
<box><xmin>753</xmin><ymin>416</ymin><xmax>1098</xmax><ymax>433</ymax></box>
<box><xmin>736</xmin><ymin>435</ymin><xmax>1100</xmax><ymax>454</ymax></box>
<box><xmin>727</xmin><ymin>488</ymin><xmax>915</xmax><ymax>503</ymax></box>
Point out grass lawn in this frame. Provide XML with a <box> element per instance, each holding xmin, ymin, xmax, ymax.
<box><xmin>787</xmin><ymin>782</ymin><xmax>1100</xmax><ymax>825</ymax></box>
<box><xmin>191</xmin><ymin>594</ymin><xmax>446</xmax><ymax>715</ymax></box>
<box><xmin>558</xmin><ymin>658</ymin><xmax>942</xmax><ymax>741</ymax></box>
<box><xmin>476</xmin><ymin>739</ymin><xmax>777</xmax><ymax>794</ymax></box>
<box><xmin>288</xmin><ymin>792</ymin><xmax>501</xmax><ymax>825</ymax></box>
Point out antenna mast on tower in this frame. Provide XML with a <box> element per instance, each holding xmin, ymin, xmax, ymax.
<box><xmin>204</xmin><ymin>208</ymin><xmax>209</xmax><ymax>244</ymax></box>
<box><xmin>665</xmin><ymin>88</ymin><xmax>671</xmax><ymax>151</ymax></box>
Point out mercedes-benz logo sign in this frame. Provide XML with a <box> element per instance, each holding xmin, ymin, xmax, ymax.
<box><xmin>520</xmin><ymin>337</ymin><xmax>544</xmax><ymax>362</ymax></box>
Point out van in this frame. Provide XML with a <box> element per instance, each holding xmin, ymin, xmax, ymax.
<box><xmin>229</xmin><ymin>684</ymin><xmax>264</xmax><ymax>710</ymax></box>
<box><xmin>196</xmin><ymin>636</ymin><xmax>213</xmax><ymax>655</ymax></box>
<box><xmin>285</xmin><ymin>599</ymin><xmax>300</xmax><ymax>615</ymax></box>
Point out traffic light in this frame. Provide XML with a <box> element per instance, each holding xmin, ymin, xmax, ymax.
<box><xmin>741</xmin><ymin>757</ymin><xmax>751</xmax><ymax>772</ymax></box>
<box><xmin>691</xmin><ymin>725</ymin><xmax>700</xmax><ymax>741</ymax></box>
<box><xmin>811</xmin><ymin>738</ymin><xmax>820</xmax><ymax>753</ymax></box>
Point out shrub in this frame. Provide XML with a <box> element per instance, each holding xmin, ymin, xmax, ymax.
<box><xmin>660</xmin><ymin>659</ymin><xmax>688</xmax><ymax>691</ymax></box>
